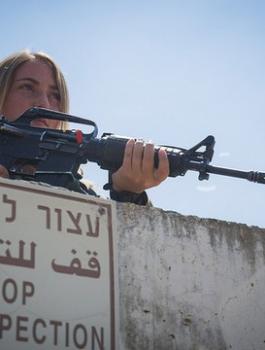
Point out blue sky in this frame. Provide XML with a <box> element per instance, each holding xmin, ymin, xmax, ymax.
<box><xmin>1</xmin><ymin>0</ymin><xmax>265</xmax><ymax>227</ymax></box>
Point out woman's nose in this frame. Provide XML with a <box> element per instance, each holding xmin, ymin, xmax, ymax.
<box><xmin>34</xmin><ymin>92</ymin><xmax>51</xmax><ymax>109</ymax></box>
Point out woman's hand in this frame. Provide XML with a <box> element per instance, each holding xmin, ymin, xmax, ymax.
<box><xmin>0</xmin><ymin>165</ymin><xmax>9</xmax><ymax>178</ymax></box>
<box><xmin>111</xmin><ymin>139</ymin><xmax>169</xmax><ymax>193</ymax></box>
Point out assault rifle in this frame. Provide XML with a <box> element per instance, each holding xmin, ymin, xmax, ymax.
<box><xmin>0</xmin><ymin>107</ymin><xmax>264</xmax><ymax>193</ymax></box>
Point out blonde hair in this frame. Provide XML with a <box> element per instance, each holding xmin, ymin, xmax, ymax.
<box><xmin>0</xmin><ymin>50</ymin><xmax>69</xmax><ymax>130</ymax></box>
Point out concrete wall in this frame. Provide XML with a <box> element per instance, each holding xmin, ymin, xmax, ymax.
<box><xmin>116</xmin><ymin>203</ymin><xmax>265</xmax><ymax>350</ymax></box>
<box><xmin>1</xmin><ymin>177</ymin><xmax>264</xmax><ymax>349</ymax></box>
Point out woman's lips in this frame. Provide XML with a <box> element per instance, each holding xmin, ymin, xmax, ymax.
<box><xmin>30</xmin><ymin>119</ymin><xmax>49</xmax><ymax>128</ymax></box>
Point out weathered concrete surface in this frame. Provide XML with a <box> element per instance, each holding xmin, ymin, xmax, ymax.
<box><xmin>116</xmin><ymin>203</ymin><xmax>265</xmax><ymax>350</ymax></box>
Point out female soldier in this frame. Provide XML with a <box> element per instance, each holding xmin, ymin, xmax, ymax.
<box><xmin>0</xmin><ymin>50</ymin><xmax>169</xmax><ymax>204</ymax></box>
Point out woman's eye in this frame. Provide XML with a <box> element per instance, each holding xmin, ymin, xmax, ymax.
<box><xmin>20</xmin><ymin>83</ymin><xmax>34</xmax><ymax>91</ymax></box>
<box><xmin>51</xmin><ymin>91</ymin><xmax>61</xmax><ymax>101</ymax></box>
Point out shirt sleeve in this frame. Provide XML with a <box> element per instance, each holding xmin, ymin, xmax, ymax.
<box><xmin>109</xmin><ymin>188</ymin><xmax>149</xmax><ymax>205</ymax></box>
<box><xmin>103</xmin><ymin>171</ymin><xmax>150</xmax><ymax>205</ymax></box>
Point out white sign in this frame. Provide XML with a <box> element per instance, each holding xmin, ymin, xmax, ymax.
<box><xmin>0</xmin><ymin>178</ymin><xmax>118</xmax><ymax>350</ymax></box>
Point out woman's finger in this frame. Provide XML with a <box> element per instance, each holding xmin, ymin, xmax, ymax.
<box><xmin>154</xmin><ymin>148</ymin><xmax>169</xmax><ymax>182</ymax></box>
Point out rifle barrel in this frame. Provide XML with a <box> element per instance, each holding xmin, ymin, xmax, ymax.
<box><xmin>188</xmin><ymin>162</ymin><xmax>265</xmax><ymax>184</ymax></box>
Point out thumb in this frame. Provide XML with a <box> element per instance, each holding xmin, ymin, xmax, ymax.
<box><xmin>0</xmin><ymin>165</ymin><xmax>9</xmax><ymax>178</ymax></box>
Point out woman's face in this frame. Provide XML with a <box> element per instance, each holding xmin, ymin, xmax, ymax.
<box><xmin>2</xmin><ymin>59</ymin><xmax>61</xmax><ymax>129</ymax></box>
